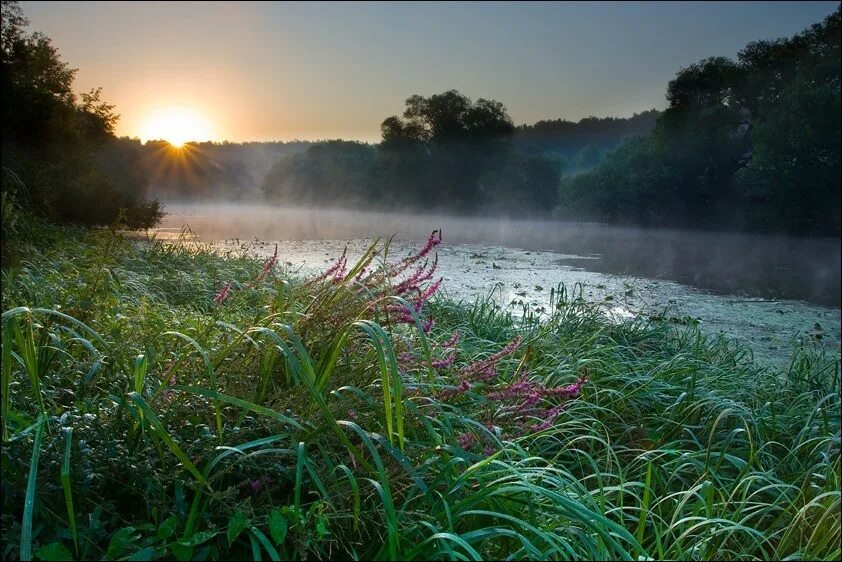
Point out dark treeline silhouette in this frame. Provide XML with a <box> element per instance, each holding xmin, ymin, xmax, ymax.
<box><xmin>559</xmin><ymin>7</ymin><xmax>841</xmax><ymax>236</ymax></box>
<box><xmin>262</xmin><ymin>90</ymin><xmax>566</xmax><ymax>214</ymax></box>
<box><xmin>0</xmin><ymin>0</ymin><xmax>162</xmax><ymax>231</ymax></box>
<box><xmin>514</xmin><ymin>110</ymin><xmax>661</xmax><ymax>173</ymax></box>
<box><xmin>141</xmin><ymin>140</ymin><xmax>312</xmax><ymax>200</ymax></box>
<box><xmin>3</xmin><ymin>0</ymin><xmax>839</xmax><ymax>236</ymax></box>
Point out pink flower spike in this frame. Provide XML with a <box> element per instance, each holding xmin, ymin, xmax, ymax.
<box><xmin>213</xmin><ymin>281</ymin><xmax>233</xmax><ymax>305</ymax></box>
<box><xmin>255</xmin><ymin>244</ymin><xmax>279</xmax><ymax>283</ymax></box>
<box><xmin>443</xmin><ymin>331</ymin><xmax>461</xmax><ymax>349</ymax></box>
<box><xmin>432</xmin><ymin>351</ymin><xmax>455</xmax><ymax>369</ymax></box>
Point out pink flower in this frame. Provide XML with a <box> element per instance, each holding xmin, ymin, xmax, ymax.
<box><xmin>529</xmin><ymin>404</ymin><xmax>566</xmax><ymax>432</ymax></box>
<box><xmin>459</xmin><ymin>336</ymin><xmax>522</xmax><ymax>380</ymax></box>
<box><xmin>398</xmin><ymin>352</ymin><xmax>415</xmax><ymax>364</ymax></box>
<box><xmin>439</xmin><ymin>379</ymin><xmax>471</xmax><ymax>400</ymax></box>
<box><xmin>389</xmin><ymin>230</ymin><xmax>442</xmax><ymax>278</ymax></box>
<box><xmin>432</xmin><ymin>351</ymin><xmax>455</xmax><ymax>369</ymax></box>
<box><xmin>415</xmin><ymin>277</ymin><xmax>443</xmax><ymax>311</ymax></box>
<box><xmin>254</xmin><ymin>244</ymin><xmax>278</xmax><ymax>283</ymax></box>
<box><xmin>213</xmin><ymin>281</ymin><xmax>232</xmax><ymax>305</ymax></box>
<box><xmin>395</xmin><ymin>256</ymin><xmax>438</xmax><ymax>295</ymax></box>
<box><xmin>250</xmin><ymin>476</ymin><xmax>273</xmax><ymax>492</ymax></box>
<box><xmin>309</xmin><ymin>248</ymin><xmax>348</xmax><ymax>284</ymax></box>
<box><xmin>347</xmin><ymin>410</ymin><xmax>358</xmax><ymax>421</ymax></box>
<box><xmin>442</xmin><ymin>331</ymin><xmax>461</xmax><ymax>349</ymax></box>
<box><xmin>457</xmin><ymin>432</ymin><xmax>475</xmax><ymax>450</ymax></box>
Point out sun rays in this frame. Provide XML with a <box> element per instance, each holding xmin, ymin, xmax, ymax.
<box><xmin>139</xmin><ymin>106</ymin><xmax>215</xmax><ymax>147</ymax></box>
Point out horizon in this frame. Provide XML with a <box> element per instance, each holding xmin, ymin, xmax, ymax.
<box><xmin>20</xmin><ymin>0</ymin><xmax>839</xmax><ymax>144</ymax></box>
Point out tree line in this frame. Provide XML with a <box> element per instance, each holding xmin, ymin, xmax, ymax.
<box><xmin>2</xmin><ymin>0</ymin><xmax>839</xmax><ymax>236</ymax></box>
<box><xmin>558</xmin><ymin>7</ymin><xmax>841</xmax><ymax>235</ymax></box>
<box><xmin>261</xmin><ymin>92</ymin><xmax>656</xmax><ymax>214</ymax></box>
<box><xmin>1</xmin><ymin>0</ymin><xmax>163</xmax><ymax>230</ymax></box>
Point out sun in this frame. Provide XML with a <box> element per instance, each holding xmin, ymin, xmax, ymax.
<box><xmin>139</xmin><ymin>107</ymin><xmax>215</xmax><ymax>147</ymax></box>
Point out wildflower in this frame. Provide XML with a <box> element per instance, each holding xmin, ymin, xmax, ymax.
<box><xmin>389</xmin><ymin>230</ymin><xmax>442</xmax><ymax>278</ymax></box>
<box><xmin>254</xmin><ymin>244</ymin><xmax>278</xmax><ymax>283</ymax></box>
<box><xmin>309</xmin><ymin>248</ymin><xmax>348</xmax><ymax>284</ymax></box>
<box><xmin>477</xmin><ymin>366</ymin><xmax>497</xmax><ymax>382</ymax></box>
<box><xmin>439</xmin><ymin>379</ymin><xmax>471</xmax><ymax>400</ymax></box>
<box><xmin>395</xmin><ymin>255</ymin><xmax>438</xmax><ymax>295</ymax></box>
<box><xmin>529</xmin><ymin>404</ymin><xmax>566</xmax><ymax>433</ymax></box>
<box><xmin>398</xmin><ymin>352</ymin><xmax>415</xmax><ymax>365</ymax></box>
<box><xmin>415</xmin><ymin>277</ymin><xmax>443</xmax><ymax>311</ymax></box>
<box><xmin>432</xmin><ymin>351</ymin><xmax>455</xmax><ymax>369</ymax></box>
<box><xmin>457</xmin><ymin>432</ymin><xmax>475</xmax><ymax>450</ymax></box>
<box><xmin>542</xmin><ymin>373</ymin><xmax>587</xmax><ymax>399</ymax></box>
<box><xmin>442</xmin><ymin>331</ymin><xmax>461</xmax><ymax>349</ymax></box>
<box><xmin>213</xmin><ymin>281</ymin><xmax>232</xmax><ymax>304</ymax></box>
<box><xmin>250</xmin><ymin>476</ymin><xmax>273</xmax><ymax>493</ymax></box>
<box><xmin>347</xmin><ymin>409</ymin><xmax>358</xmax><ymax>421</ymax></box>
<box><xmin>460</xmin><ymin>336</ymin><xmax>522</xmax><ymax>380</ymax></box>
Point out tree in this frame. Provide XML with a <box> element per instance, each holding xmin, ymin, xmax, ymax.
<box><xmin>382</xmin><ymin>90</ymin><xmax>514</xmax><ymax>144</ymax></box>
<box><xmin>1</xmin><ymin>0</ymin><xmax>161</xmax><ymax>228</ymax></box>
<box><xmin>557</xmin><ymin>6</ymin><xmax>840</xmax><ymax>235</ymax></box>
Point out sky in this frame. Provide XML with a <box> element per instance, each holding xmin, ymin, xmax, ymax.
<box><xmin>20</xmin><ymin>1</ymin><xmax>841</xmax><ymax>143</ymax></box>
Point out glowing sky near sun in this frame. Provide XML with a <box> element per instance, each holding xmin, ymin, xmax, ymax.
<box><xmin>20</xmin><ymin>1</ymin><xmax>840</xmax><ymax>143</ymax></box>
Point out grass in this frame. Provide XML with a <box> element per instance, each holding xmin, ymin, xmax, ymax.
<box><xmin>0</xmin><ymin>217</ymin><xmax>839</xmax><ymax>561</ymax></box>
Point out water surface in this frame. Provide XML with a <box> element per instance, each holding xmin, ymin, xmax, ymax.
<box><xmin>156</xmin><ymin>203</ymin><xmax>841</xmax><ymax>367</ymax></box>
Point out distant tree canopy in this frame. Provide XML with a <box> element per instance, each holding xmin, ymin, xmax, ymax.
<box><xmin>381</xmin><ymin>90</ymin><xmax>515</xmax><ymax>144</ymax></box>
<box><xmin>558</xmin><ymin>7</ymin><xmax>841</xmax><ymax>235</ymax></box>
<box><xmin>264</xmin><ymin>91</ymin><xmax>560</xmax><ymax>214</ymax></box>
<box><xmin>1</xmin><ymin>0</ymin><xmax>161</xmax><ymax>229</ymax></box>
<box><xmin>140</xmin><ymin>140</ymin><xmax>312</xmax><ymax>201</ymax></box>
<box><xmin>5</xmin><ymin>0</ymin><xmax>837</xmax><ymax>236</ymax></box>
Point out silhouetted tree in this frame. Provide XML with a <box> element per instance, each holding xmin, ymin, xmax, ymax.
<box><xmin>557</xmin><ymin>7</ymin><xmax>841</xmax><ymax>235</ymax></box>
<box><xmin>1</xmin><ymin>0</ymin><xmax>161</xmax><ymax>228</ymax></box>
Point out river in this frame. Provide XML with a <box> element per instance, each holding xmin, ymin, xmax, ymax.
<box><xmin>155</xmin><ymin>203</ymin><xmax>841</xmax><ymax>368</ymax></box>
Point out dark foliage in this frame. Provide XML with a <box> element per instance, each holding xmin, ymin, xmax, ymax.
<box><xmin>264</xmin><ymin>90</ymin><xmax>562</xmax><ymax>215</ymax></box>
<box><xmin>558</xmin><ymin>7</ymin><xmax>841</xmax><ymax>235</ymax></box>
<box><xmin>0</xmin><ymin>1</ymin><xmax>162</xmax><ymax>230</ymax></box>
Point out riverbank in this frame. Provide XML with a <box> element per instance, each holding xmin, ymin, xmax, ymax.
<box><xmin>2</xmin><ymin>219</ymin><xmax>839</xmax><ymax>560</ymax></box>
<box><xmin>214</xmin><ymin>236</ymin><xmax>842</xmax><ymax>370</ymax></box>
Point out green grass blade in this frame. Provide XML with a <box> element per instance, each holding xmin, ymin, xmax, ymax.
<box><xmin>61</xmin><ymin>428</ymin><xmax>79</xmax><ymax>557</ymax></box>
<box><xmin>127</xmin><ymin>392</ymin><xmax>207</xmax><ymax>485</ymax></box>
<box><xmin>20</xmin><ymin>413</ymin><xmax>47</xmax><ymax>562</ymax></box>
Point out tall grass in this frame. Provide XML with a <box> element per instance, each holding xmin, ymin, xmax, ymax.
<box><xmin>0</xmin><ymin>217</ymin><xmax>839</xmax><ymax>560</ymax></box>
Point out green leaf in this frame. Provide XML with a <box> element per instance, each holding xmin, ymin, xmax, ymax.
<box><xmin>268</xmin><ymin>510</ymin><xmax>287</xmax><ymax>546</ymax></box>
<box><xmin>227</xmin><ymin>511</ymin><xmax>250</xmax><ymax>545</ymax></box>
<box><xmin>158</xmin><ymin>515</ymin><xmax>179</xmax><ymax>540</ymax></box>
<box><xmin>21</xmin><ymin>413</ymin><xmax>47</xmax><ymax>562</ymax></box>
<box><xmin>127</xmin><ymin>546</ymin><xmax>159</xmax><ymax>561</ymax></box>
<box><xmin>170</xmin><ymin>543</ymin><xmax>192</xmax><ymax>561</ymax></box>
<box><xmin>176</xmin><ymin>530</ymin><xmax>218</xmax><ymax>548</ymax></box>
<box><xmin>249</xmin><ymin>528</ymin><xmax>280</xmax><ymax>562</ymax></box>
<box><xmin>105</xmin><ymin>527</ymin><xmax>138</xmax><ymax>560</ymax></box>
<box><xmin>127</xmin><ymin>393</ymin><xmax>206</xmax><ymax>485</ymax></box>
<box><xmin>35</xmin><ymin>542</ymin><xmax>72</xmax><ymax>561</ymax></box>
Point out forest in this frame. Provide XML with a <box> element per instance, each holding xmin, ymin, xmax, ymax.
<box><xmin>2</xmin><ymin>2</ymin><xmax>839</xmax><ymax>235</ymax></box>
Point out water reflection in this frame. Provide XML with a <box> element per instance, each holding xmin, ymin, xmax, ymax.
<box><xmin>159</xmin><ymin>203</ymin><xmax>841</xmax><ymax>307</ymax></box>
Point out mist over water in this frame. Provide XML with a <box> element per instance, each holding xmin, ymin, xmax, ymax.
<box><xmin>160</xmin><ymin>202</ymin><xmax>841</xmax><ymax>307</ymax></box>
